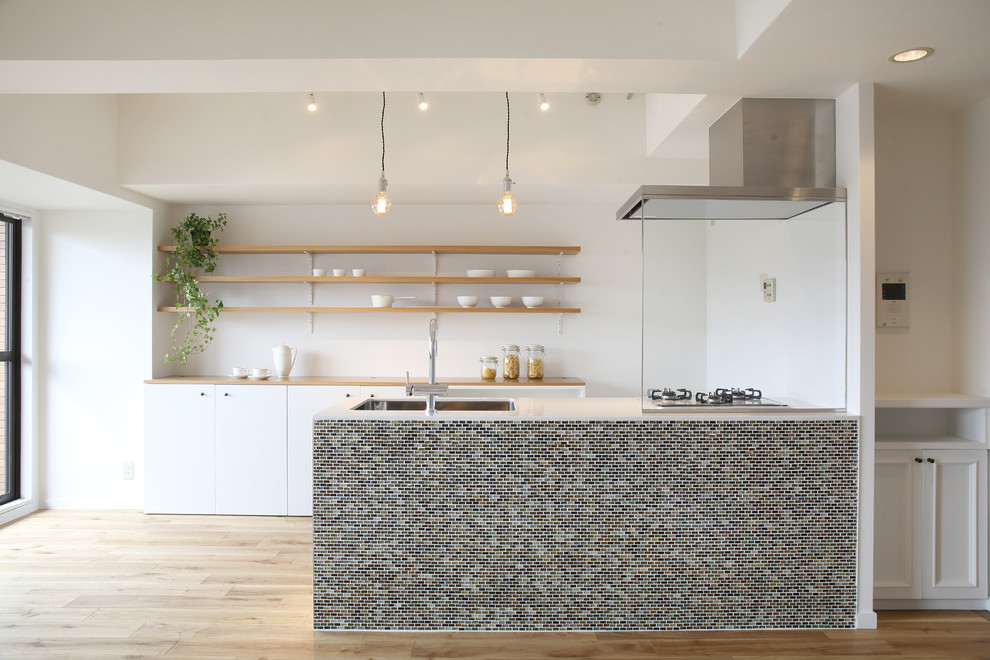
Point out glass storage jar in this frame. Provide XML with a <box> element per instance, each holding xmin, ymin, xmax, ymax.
<box><xmin>479</xmin><ymin>356</ymin><xmax>498</xmax><ymax>380</ymax></box>
<box><xmin>501</xmin><ymin>344</ymin><xmax>520</xmax><ymax>379</ymax></box>
<box><xmin>526</xmin><ymin>344</ymin><xmax>546</xmax><ymax>379</ymax></box>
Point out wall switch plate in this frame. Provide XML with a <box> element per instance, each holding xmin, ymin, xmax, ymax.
<box><xmin>123</xmin><ymin>461</ymin><xmax>135</xmax><ymax>480</ymax></box>
<box><xmin>761</xmin><ymin>275</ymin><xmax>776</xmax><ymax>302</ymax></box>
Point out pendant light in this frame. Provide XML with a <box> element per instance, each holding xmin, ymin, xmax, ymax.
<box><xmin>371</xmin><ymin>91</ymin><xmax>391</xmax><ymax>216</ymax></box>
<box><xmin>497</xmin><ymin>92</ymin><xmax>517</xmax><ymax>216</ymax></box>
<box><xmin>307</xmin><ymin>93</ymin><xmax>317</xmax><ymax>112</ymax></box>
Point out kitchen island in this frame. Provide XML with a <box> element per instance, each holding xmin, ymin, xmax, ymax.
<box><xmin>313</xmin><ymin>397</ymin><xmax>859</xmax><ymax>630</ymax></box>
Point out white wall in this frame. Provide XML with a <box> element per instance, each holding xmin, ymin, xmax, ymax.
<box><xmin>836</xmin><ymin>82</ymin><xmax>876</xmax><ymax>628</ymax></box>
<box><xmin>155</xmin><ymin>203</ymin><xmax>643</xmax><ymax>396</ymax></box>
<box><xmin>705</xmin><ymin>205</ymin><xmax>847</xmax><ymax>407</ymax></box>
<box><xmin>37</xmin><ymin>209</ymin><xmax>152</xmax><ymax>508</ymax></box>
<box><xmin>874</xmin><ymin>93</ymin><xmax>958</xmax><ymax>394</ymax></box>
<box><xmin>956</xmin><ymin>94</ymin><xmax>990</xmax><ymax>397</ymax></box>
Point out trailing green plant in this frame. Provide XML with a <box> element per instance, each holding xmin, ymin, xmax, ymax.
<box><xmin>155</xmin><ymin>212</ymin><xmax>228</xmax><ymax>364</ymax></box>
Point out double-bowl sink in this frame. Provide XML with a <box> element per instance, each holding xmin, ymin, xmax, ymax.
<box><xmin>351</xmin><ymin>398</ymin><xmax>516</xmax><ymax>412</ymax></box>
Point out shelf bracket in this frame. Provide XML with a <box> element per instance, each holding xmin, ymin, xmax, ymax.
<box><xmin>305</xmin><ymin>251</ymin><xmax>314</xmax><ymax>305</ymax></box>
<box><xmin>307</xmin><ymin>311</ymin><xmax>314</xmax><ymax>334</ymax></box>
<box><xmin>557</xmin><ymin>313</ymin><xmax>563</xmax><ymax>335</ymax></box>
<box><xmin>431</xmin><ymin>251</ymin><xmax>438</xmax><ymax>304</ymax></box>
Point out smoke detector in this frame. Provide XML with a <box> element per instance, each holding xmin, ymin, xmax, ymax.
<box><xmin>585</xmin><ymin>92</ymin><xmax>601</xmax><ymax>106</ymax></box>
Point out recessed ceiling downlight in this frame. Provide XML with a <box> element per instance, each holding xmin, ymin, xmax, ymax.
<box><xmin>889</xmin><ymin>47</ymin><xmax>934</xmax><ymax>63</ymax></box>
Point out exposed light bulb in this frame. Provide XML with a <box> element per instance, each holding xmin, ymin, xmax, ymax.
<box><xmin>538</xmin><ymin>92</ymin><xmax>549</xmax><ymax>111</ymax></box>
<box><xmin>307</xmin><ymin>93</ymin><xmax>317</xmax><ymax>112</ymax></box>
<box><xmin>371</xmin><ymin>174</ymin><xmax>391</xmax><ymax>216</ymax></box>
<box><xmin>418</xmin><ymin>93</ymin><xmax>429</xmax><ymax>110</ymax></box>
<box><xmin>497</xmin><ymin>174</ymin><xmax>517</xmax><ymax>216</ymax></box>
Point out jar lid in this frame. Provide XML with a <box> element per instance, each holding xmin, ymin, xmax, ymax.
<box><xmin>479</xmin><ymin>356</ymin><xmax>497</xmax><ymax>362</ymax></box>
<box><xmin>501</xmin><ymin>344</ymin><xmax>519</xmax><ymax>350</ymax></box>
<box><xmin>526</xmin><ymin>344</ymin><xmax>545</xmax><ymax>351</ymax></box>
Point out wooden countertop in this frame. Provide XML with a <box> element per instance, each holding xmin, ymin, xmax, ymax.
<box><xmin>144</xmin><ymin>375</ymin><xmax>585</xmax><ymax>387</ymax></box>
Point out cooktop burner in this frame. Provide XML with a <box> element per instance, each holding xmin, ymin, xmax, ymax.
<box><xmin>646</xmin><ymin>386</ymin><xmax>786</xmax><ymax>408</ymax></box>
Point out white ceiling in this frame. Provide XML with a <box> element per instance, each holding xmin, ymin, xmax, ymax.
<box><xmin>1</xmin><ymin>0</ymin><xmax>989</xmax><ymax>208</ymax></box>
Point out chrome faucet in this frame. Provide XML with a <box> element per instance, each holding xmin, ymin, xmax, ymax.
<box><xmin>405</xmin><ymin>317</ymin><xmax>448</xmax><ymax>415</ymax></box>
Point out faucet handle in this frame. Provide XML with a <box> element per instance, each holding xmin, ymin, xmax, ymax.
<box><xmin>405</xmin><ymin>371</ymin><xmax>413</xmax><ymax>396</ymax></box>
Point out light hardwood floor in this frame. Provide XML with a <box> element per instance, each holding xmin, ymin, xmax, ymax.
<box><xmin>1</xmin><ymin>510</ymin><xmax>989</xmax><ymax>659</ymax></box>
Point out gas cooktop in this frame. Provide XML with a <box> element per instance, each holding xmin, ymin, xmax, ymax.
<box><xmin>644</xmin><ymin>387</ymin><xmax>786</xmax><ymax>409</ymax></box>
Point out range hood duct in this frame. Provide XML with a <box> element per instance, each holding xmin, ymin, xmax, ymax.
<box><xmin>617</xmin><ymin>98</ymin><xmax>846</xmax><ymax>221</ymax></box>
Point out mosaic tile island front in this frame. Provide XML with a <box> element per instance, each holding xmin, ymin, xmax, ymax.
<box><xmin>313</xmin><ymin>398</ymin><xmax>859</xmax><ymax>631</ymax></box>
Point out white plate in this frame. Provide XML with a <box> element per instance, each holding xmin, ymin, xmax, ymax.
<box><xmin>248</xmin><ymin>375</ymin><xmax>270</xmax><ymax>380</ymax></box>
<box><xmin>507</xmin><ymin>269</ymin><xmax>536</xmax><ymax>278</ymax></box>
<box><xmin>230</xmin><ymin>373</ymin><xmax>249</xmax><ymax>379</ymax></box>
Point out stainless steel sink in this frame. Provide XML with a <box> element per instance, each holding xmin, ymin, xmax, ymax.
<box><xmin>351</xmin><ymin>398</ymin><xmax>516</xmax><ymax>412</ymax></box>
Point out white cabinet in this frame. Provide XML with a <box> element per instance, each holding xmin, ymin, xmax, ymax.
<box><xmin>144</xmin><ymin>384</ymin><xmax>216</xmax><ymax>514</ymax></box>
<box><xmin>287</xmin><ymin>386</ymin><xmax>358</xmax><ymax>515</ymax></box>
<box><xmin>874</xmin><ymin>448</ymin><xmax>987</xmax><ymax>601</ymax></box>
<box><xmin>215</xmin><ymin>385</ymin><xmax>288</xmax><ymax>516</ymax></box>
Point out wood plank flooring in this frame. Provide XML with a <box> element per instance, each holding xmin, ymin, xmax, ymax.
<box><xmin>1</xmin><ymin>510</ymin><xmax>989</xmax><ymax>659</ymax></box>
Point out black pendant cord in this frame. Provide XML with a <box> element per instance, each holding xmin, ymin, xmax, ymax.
<box><xmin>504</xmin><ymin>91</ymin><xmax>510</xmax><ymax>173</ymax></box>
<box><xmin>380</xmin><ymin>91</ymin><xmax>386</xmax><ymax>173</ymax></box>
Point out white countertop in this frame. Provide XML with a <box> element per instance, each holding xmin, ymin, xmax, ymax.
<box><xmin>316</xmin><ymin>396</ymin><xmax>855</xmax><ymax>422</ymax></box>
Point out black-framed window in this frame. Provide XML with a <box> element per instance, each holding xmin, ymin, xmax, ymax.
<box><xmin>0</xmin><ymin>214</ymin><xmax>21</xmax><ymax>506</ymax></box>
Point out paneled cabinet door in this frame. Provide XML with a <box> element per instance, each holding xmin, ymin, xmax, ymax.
<box><xmin>144</xmin><ymin>384</ymin><xmax>216</xmax><ymax>514</ymax></box>
<box><xmin>215</xmin><ymin>385</ymin><xmax>288</xmax><ymax>516</ymax></box>
<box><xmin>924</xmin><ymin>449</ymin><xmax>987</xmax><ymax>599</ymax></box>
<box><xmin>875</xmin><ymin>449</ymin><xmax>988</xmax><ymax>600</ymax></box>
<box><xmin>287</xmin><ymin>386</ymin><xmax>359</xmax><ymax>516</ymax></box>
<box><xmin>874</xmin><ymin>450</ymin><xmax>924</xmax><ymax>599</ymax></box>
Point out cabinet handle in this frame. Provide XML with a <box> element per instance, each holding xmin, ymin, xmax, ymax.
<box><xmin>200</xmin><ymin>392</ymin><xmax>206</xmax><ymax>397</ymax></box>
<box><xmin>224</xmin><ymin>392</ymin><xmax>230</xmax><ymax>397</ymax></box>
<box><xmin>927</xmin><ymin>457</ymin><xmax>935</xmax><ymax>464</ymax></box>
<box><xmin>345</xmin><ymin>393</ymin><xmax>351</xmax><ymax>397</ymax></box>
<box><xmin>914</xmin><ymin>457</ymin><xmax>923</xmax><ymax>463</ymax></box>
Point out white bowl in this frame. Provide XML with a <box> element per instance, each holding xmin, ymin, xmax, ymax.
<box><xmin>522</xmin><ymin>296</ymin><xmax>544</xmax><ymax>308</ymax></box>
<box><xmin>490</xmin><ymin>296</ymin><xmax>512</xmax><ymax>308</ymax></box>
<box><xmin>351</xmin><ymin>268</ymin><xmax>366</xmax><ymax>277</ymax></box>
<box><xmin>507</xmin><ymin>269</ymin><xmax>536</xmax><ymax>278</ymax></box>
<box><xmin>332</xmin><ymin>268</ymin><xmax>347</xmax><ymax>276</ymax></box>
<box><xmin>457</xmin><ymin>296</ymin><xmax>479</xmax><ymax>308</ymax></box>
<box><xmin>467</xmin><ymin>269</ymin><xmax>496</xmax><ymax>277</ymax></box>
<box><xmin>371</xmin><ymin>295</ymin><xmax>415</xmax><ymax>307</ymax></box>
<box><xmin>312</xmin><ymin>268</ymin><xmax>326</xmax><ymax>277</ymax></box>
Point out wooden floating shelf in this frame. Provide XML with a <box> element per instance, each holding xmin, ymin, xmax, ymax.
<box><xmin>159</xmin><ymin>306</ymin><xmax>581</xmax><ymax>314</ymax></box>
<box><xmin>195</xmin><ymin>275</ymin><xmax>580</xmax><ymax>284</ymax></box>
<box><xmin>158</xmin><ymin>244</ymin><xmax>581</xmax><ymax>256</ymax></box>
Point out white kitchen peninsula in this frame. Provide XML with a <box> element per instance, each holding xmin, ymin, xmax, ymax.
<box><xmin>313</xmin><ymin>397</ymin><xmax>859</xmax><ymax>630</ymax></box>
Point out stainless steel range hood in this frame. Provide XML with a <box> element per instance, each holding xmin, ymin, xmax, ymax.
<box><xmin>617</xmin><ymin>98</ymin><xmax>846</xmax><ymax>221</ymax></box>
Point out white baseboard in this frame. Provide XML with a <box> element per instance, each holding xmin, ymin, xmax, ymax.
<box><xmin>875</xmin><ymin>598</ymin><xmax>990</xmax><ymax>610</ymax></box>
<box><xmin>0</xmin><ymin>498</ymin><xmax>40</xmax><ymax>526</ymax></box>
<box><xmin>855</xmin><ymin>610</ymin><xmax>878</xmax><ymax>629</ymax></box>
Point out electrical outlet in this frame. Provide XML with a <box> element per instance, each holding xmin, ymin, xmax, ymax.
<box><xmin>761</xmin><ymin>275</ymin><xmax>776</xmax><ymax>302</ymax></box>
<box><xmin>123</xmin><ymin>461</ymin><xmax>135</xmax><ymax>480</ymax></box>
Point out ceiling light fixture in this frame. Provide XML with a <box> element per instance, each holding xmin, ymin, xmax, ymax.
<box><xmin>307</xmin><ymin>93</ymin><xmax>317</xmax><ymax>112</ymax></box>
<box><xmin>371</xmin><ymin>92</ymin><xmax>391</xmax><ymax>217</ymax></box>
<box><xmin>889</xmin><ymin>47</ymin><xmax>934</xmax><ymax>63</ymax></box>
<box><xmin>497</xmin><ymin>92</ymin><xmax>517</xmax><ymax>217</ymax></box>
<box><xmin>539</xmin><ymin>92</ymin><xmax>549</xmax><ymax>111</ymax></box>
<box><xmin>418</xmin><ymin>93</ymin><xmax>429</xmax><ymax>110</ymax></box>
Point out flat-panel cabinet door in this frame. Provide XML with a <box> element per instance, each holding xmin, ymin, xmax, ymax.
<box><xmin>144</xmin><ymin>384</ymin><xmax>216</xmax><ymax>514</ymax></box>
<box><xmin>874</xmin><ymin>450</ymin><xmax>924</xmax><ymax>599</ymax></box>
<box><xmin>215</xmin><ymin>385</ymin><xmax>288</xmax><ymax>516</ymax></box>
<box><xmin>924</xmin><ymin>449</ymin><xmax>988</xmax><ymax>599</ymax></box>
<box><xmin>286</xmin><ymin>386</ymin><xmax>358</xmax><ymax>516</ymax></box>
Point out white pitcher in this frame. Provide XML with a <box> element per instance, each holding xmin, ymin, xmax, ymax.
<box><xmin>272</xmin><ymin>343</ymin><xmax>297</xmax><ymax>378</ymax></box>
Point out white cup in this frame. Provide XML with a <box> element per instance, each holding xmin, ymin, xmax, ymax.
<box><xmin>351</xmin><ymin>268</ymin><xmax>366</xmax><ymax>277</ymax></box>
<box><xmin>312</xmin><ymin>268</ymin><xmax>326</xmax><ymax>277</ymax></box>
<box><xmin>251</xmin><ymin>367</ymin><xmax>271</xmax><ymax>378</ymax></box>
<box><xmin>231</xmin><ymin>366</ymin><xmax>249</xmax><ymax>377</ymax></box>
<box><xmin>332</xmin><ymin>268</ymin><xmax>347</xmax><ymax>277</ymax></box>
